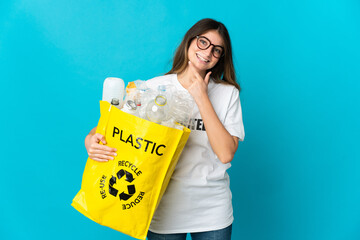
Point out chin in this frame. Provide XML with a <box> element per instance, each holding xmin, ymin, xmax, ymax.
<box><xmin>191</xmin><ymin>60</ymin><xmax>210</xmax><ymax>71</ymax></box>
<box><xmin>194</xmin><ymin>64</ymin><xmax>208</xmax><ymax>73</ymax></box>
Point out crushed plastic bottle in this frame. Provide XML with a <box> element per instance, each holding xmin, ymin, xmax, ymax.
<box><xmin>138</xmin><ymin>88</ymin><xmax>156</xmax><ymax>119</ymax></box>
<box><xmin>161</xmin><ymin>118</ymin><xmax>185</xmax><ymax>130</ymax></box>
<box><xmin>166</xmin><ymin>90</ymin><xmax>195</xmax><ymax>127</ymax></box>
<box><xmin>121</xmin><ymin>100</ymin><xmax>139</xmax><ymax>117</ymax></box>
<box><xmin>124</xmin><ymin>82</ymin><xmax>139</xmax><ymax>106</ymax></box>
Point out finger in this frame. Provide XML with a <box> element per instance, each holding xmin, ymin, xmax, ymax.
<box><xmin>204</xmin><ymin>71</ymin><xmax>212</xmax><ymax>85</ymax></box>
<box><xmin>90</xmin><ymin>153</ymin><xmax>114</xmax><ymax>161</ymax></box>
<box><xmin>90</xmin><ymin>157</ymin><xmax>109</xmax><ymax>162</ymax></box>
<box><xmin>90</xmin><ymin>142</ymin><xmax>117</xmax><ymax>152</ymax></box>
<box><xmin>90</xmin><ymin>148</ymin><xmax>118</xmax><ymax>156</ymax></box>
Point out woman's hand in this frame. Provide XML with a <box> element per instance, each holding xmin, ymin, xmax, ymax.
<box><xmin>85</xmin><ymin>128</ymin><xmax>117</xmax><ymax>162</ymax></box>
<box><xmin>184</xmin><ymin>61</ymin><xmax>212</xmax><ymax>103</ymax></box>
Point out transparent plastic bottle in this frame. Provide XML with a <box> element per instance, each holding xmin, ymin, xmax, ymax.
<box><xmin>121</xmin><ymin>100</ymin><xmax>139</xmax><ymax>117</ymax></box>
<box><xmin>167</xmin><ymin>90</ymin><xmax>195</xmax><ymax>127</ymax></box>
<box><xmin>146</xmin><ymin>88</ymin><xmax>169</xmax><ymax>123</ymax></box>
<box><xmin>138</xmin><ymin>88</ymin><xmax>156</xmax><ymax>119</ymax></box>
<box><xmin>124</xmin><ymin>82</ymin><xmax>138</xmax><ymax>106</ymax></box>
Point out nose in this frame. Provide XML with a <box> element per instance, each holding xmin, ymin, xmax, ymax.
<box><xmin>202</xmin><ymin>46</ymin><xmax>213</xmax><ymax>58</ymax></box>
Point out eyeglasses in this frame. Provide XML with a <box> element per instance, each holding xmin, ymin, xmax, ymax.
<box><xmin>196</xmin><ymin>36</ymin><xmax>224</xmax><ymax>58</ymax></box>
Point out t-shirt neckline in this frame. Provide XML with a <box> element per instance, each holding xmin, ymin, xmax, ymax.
<box><xmin>174</xmin><ymin>74</ymin><xmax>187</xmax><ymax>91</ymax></box>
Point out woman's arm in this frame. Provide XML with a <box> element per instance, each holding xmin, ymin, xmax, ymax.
<box><xmin>196</xmin><ymin>95</ymin><xmax>239</xmax><ymax>164</ymax></box>
<box><xmin>85</xmin><ymin>126</ymin><xmax>117</xmax><ymax>162</ymax></box>
<box><xmin>181</xmin><ymin>62</ymin><xmax>239</xmax><ymax>164</ymax></box>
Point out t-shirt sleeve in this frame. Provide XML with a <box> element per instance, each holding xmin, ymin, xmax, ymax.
<box><xmin>223</xmin><ymin>87</ymin><xmax>245</xmax><ymax>141</ymax></box>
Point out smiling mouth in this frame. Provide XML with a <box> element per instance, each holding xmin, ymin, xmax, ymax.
<box><xmin>196</xmin><ymin>53</ymin><xmax>210</xmax><ymax>63</ymax></box>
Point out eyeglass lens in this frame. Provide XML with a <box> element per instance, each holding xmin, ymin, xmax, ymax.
<box><xmin>197</xmin><ymin>37</ymin><xmax>223</xmax><ymax>58</ymax></box>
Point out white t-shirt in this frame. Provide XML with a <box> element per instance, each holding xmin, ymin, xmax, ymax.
<box><xmin>146</xmin><ymin>74</ymin><xmax>245</xmax><ymax>233</ymax></box>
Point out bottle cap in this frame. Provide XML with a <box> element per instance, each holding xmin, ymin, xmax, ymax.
<box><xmin>125</xmin><ymin>100</ymin><xmax>137</xmax><ymax>110</ymax></box>
<box><xmin>111</xmin><ymin>98</ymin><xmax>120</xmax><ymax>106</ymax></box>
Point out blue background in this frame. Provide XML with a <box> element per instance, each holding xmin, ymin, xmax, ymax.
<box><xmin>1</xmin><ymin>0</ymin><xmax>359</xmax><ymax>239</ymax></box>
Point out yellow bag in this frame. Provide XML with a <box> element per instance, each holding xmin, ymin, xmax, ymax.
<box><xmin>72</xmin><ymin>101</ymin><xmax>190</xmax><ymax>240</ymax></box>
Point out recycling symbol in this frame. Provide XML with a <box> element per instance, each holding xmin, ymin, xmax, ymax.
<box><xmin>109</xmin><ymin>169</ymin><xmax>136</xmax><ymax>201</ymax></box>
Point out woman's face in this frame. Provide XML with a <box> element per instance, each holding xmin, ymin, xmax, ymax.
<box><xmin>187</xmin><ymin>30</ymin><xmax>224</xmax><ymax>75</ymax></box>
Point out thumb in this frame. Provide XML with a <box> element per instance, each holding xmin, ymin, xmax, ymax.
<box><xmin>95</xmin><ymin>133</ymin><xmax>107</xmax><ymax>145</ymax></box>
<box><xmin>99</xmin><ymin>135</ymin><xmax>107</xmax><ymax>145</ymax></box>
<box><xmin>204</xmin><ymin>71</ymin><xmax>212</xmax><ymax>85</ymax></box>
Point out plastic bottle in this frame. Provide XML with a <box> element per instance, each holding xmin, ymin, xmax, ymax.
<box><xmin>102</xmin><ymin>77</ymin><xmax>125</xmax><ymax>109</ymax></box>
<box><xmin>146</xmin><ymin>87</ymin><xmax>169</xmax><ymax>123</ymax></box>
<box><xmin>138</xmin><ymin>88</ymin><xmax>156</xmax><ymax>119</ymax></box>
<box><xmin>167</xmin><ymin>91</ymin><xmax>195</xmax><ymax>127</ymax></box>
<box><xmin>121</xmin><ymin>100</ymin><xmax>139</xmax><ymax>117</ymax></box>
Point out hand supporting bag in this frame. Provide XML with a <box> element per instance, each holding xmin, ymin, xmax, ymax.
<box><xmin>72</xmin><ymin>101</ymin><xmax>191</xmax><ymax>240</ymax></box>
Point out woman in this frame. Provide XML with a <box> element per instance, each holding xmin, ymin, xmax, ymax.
<box><xmin>85</xmin><ymin>18</ymin><xmax>245</xmax><ymax>240</ymax></box>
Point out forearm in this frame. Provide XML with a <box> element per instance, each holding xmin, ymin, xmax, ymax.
<box><xmin>196</xmin><ymin>95</ymin><xmax>238</xmax><ymax>164</ymax></box>
<box><xmin>85</xmin><ymin>127</ymin><xmax>97</xmax><ymax>150</ymax></box>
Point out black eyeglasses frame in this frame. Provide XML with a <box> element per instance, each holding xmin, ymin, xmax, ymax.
<box><xmin>196</xmin><ymin>35</ymin><xmax>225</xmax><ymax>58</ymax></box>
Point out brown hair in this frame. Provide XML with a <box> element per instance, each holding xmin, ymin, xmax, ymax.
<box><xmin>166</xmin><ymin>18</ymin><xmax>240</xmax><ymax>91</ymax></box>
